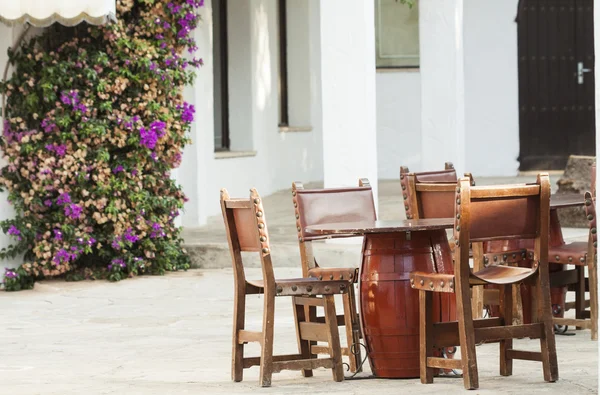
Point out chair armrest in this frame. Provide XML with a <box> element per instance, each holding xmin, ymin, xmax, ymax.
<box><xmin>409</xmin><ymin>271</ymin><xmax>455</xmax><ymax>293</ymax></box>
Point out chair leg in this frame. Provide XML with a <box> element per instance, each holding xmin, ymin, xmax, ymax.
<box><xmin>587</xmin><ymin>247</ymin><xmax>598</xmax><ymax>340</ymax></box>
<box><xmin>419</xmin><ymin>290</ymin><xmax>435</xmax><ymax>384</ymax></box>
<box><xmin>259</xmin><ymin>292</ymin><xmax>275</xmax><ymax>387</ymax></box>
<box><xmin>512</xmin><ymin>283</ymin><xmax>524</xmax><ymax>325</ymax></box>
<box><xmin>534</xmin><ymin>272</ymin><xmax>559</xmax><ymax>382</ymax></box>
<box><xmin>324</xmin><ymin>294</ymin><xmax>344</xmax><ymax>382</ymax></box>
<box><xmin>471</xmin><ymin>243</ymin><xmax>485</xmax><ymax>319</ymax></box>
<box><xmin>342</xmin><ymin>285</ymin><xmax>361</xmax><ymax>372</ymax></box>
<box><xmin>499</xmin><ymin>284</ymin><xmax>513</xmax><ymax>376</ymax></box>
<box><xmin>455</xmin><ymin>279</ymin><xmax>479</xmax><ymax>389</ymax></box>
<box><xmin>293</xmin><ymin>297</ymin><xmax>314</xmax><ymax>377</ymax></box>
<box><xmin>575</xmin><ymin>265</ymin><xmax>586</xmax><ymax>329</ymax></box>
<box><xmin>231</xmin><ymin>292</ymin><xmax>245</xmax><ymax>382</ymax></box>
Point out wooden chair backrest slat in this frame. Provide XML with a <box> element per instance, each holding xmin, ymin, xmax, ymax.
<box><xmin>292</xmin><ymin>180</ymin><xmax>377</xmax><ymax>276</ymax></box>
<box><xmin>584</xmin><ymin>191</ymin><xmax>597</xmax><ymax>255</ymax></box>
<box><xmin>455</xmin><ymin>174</ymin><xmax>550</xmax><ymax>248</ymax></box>
<box><xmin>401</xmin><ymin>163</ymin><xmax>468</xmax><ymax>220</ymax></box>
<box><xmin>293</xmin><ymin>183</ymin><xmax>376</xmax><ymax>242</ymax></box>
<box><xmin>221</xmin><ymin>188</ymin><xmax>274</xmax><ymax>286</ymax></box>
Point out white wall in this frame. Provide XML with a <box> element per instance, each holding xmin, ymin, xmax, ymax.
<box><xmin>180</xmin><ymin>0</ymin><xmax>323</xmax><ymax>227</ymax></box>
<box><xmin>0</xmin><ymin>26</ymin><xmax>23</xmax><ymax>275</ymax></box>
<box><xmin>464</xmin><ymin>0</ymin><xmax>520</xmax><ymax>176</ymax></box>
<box><xmin>419</xmin><ymin>0</ymin><xmax>466</xmax><ymax>175</ymax></box>
<box><xmin>376</xmin><ymin>70</ymin><xmax>421</xmax><ymax>178</ymax></box>
<box><xmin>375</xmin><ymin>0</ymin><xmax>521</xmax><ymax>177</ymax></box>
<box><xmin>318</xmin><ymin>0</ymin><xmax>379</xmax><ymax>203</ymax></box>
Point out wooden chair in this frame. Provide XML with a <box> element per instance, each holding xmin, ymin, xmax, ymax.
<box><xmin>400</xmin><ymin>162</ymin><xmax>463</xmax><ymax>220</ymax></box>
<box><xmin>401</xmin><ymin>165</ymin><xmax>496</xmax><ymax>320</ymax></box>
<box><xmin>291</xmin><ymin>179</ymin><xmax>376</xmax><ymax>373</ymax></box>
<box><xmin>543</xmin><ymin>191</ymin><xmax>598</xmax><ymax>339</ymax></box>
<box><xmin>409</xmin><ymin>174</ymin><xmax>559</xmax><ymax>390</ymax></box>
<box><xmin>221</xmin><ymin>188</ymin><xmax>352</xmax><ymax>386</ymax></box>
<box><xmin>482</xmin><ymin>165</ymin><xmax>598</xmax><ymax>339</ymax></box>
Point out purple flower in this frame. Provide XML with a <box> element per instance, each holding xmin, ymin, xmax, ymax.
<box><xmin>180</xmin><ymin>102</ymin><xmax>195</xmax><ymax>123</ymax></box>
<box><xmin>140</xmin><ymin>127</ymin><xmax>158</xmax><ymax>150</ymax></box>
<box><xmin>125</xmin><ymin>59</ymin><xmax>131</xmax><ymax>66</ymax></box>
<box><xmin>57</xmin><ymin>193</ymin><xmax>72</xmax><ymax>205</ymax></box>
<box><xmin>60</xmin><ymin>92</ymin><xmax>71</xmax><ymax>105</ymax></box>
<box><xmin>131</xmin><ymin>169</ymin><xmax>138</xmax><ymax>176</ymax></box>
<box><xmin>64</xmin><ymin>204</ymin><xmax>83</xmax><ymax>219</ymax></box>
<box><xmin>7</xmin><ymin>225</ymin><xmax>20</xmax><ymax>236</ymax></box>
<box><xmin>108</xmin><ymin>258</ymin><xmax>126</xmax><ymax>271</ymax></box>
<box><xmin>124</xmin><ymin>228</ymin><xmax>139</xmax><ymax>244</ymax></box>
<box><xmin>111</xmin><ymin>237</ymin><xmax>121</xmax><ymax>250</ymax></box>
<box><xmin>44</xmin><ymin>199</ymin><xmax>52</xmax><ymax>207</ymax></box>
<box><xmin>41</xmin><ymin>118</ymin><xmax>56</xmax><ymax>133</ymax></box>
<box><xmin>54</xmin><ymin>145</ymin><xmax>67</xmax><ymax>157</ymax></box>
<box><xmin>163</xmin><ymin>21</ymin><xmax>171</xmax><ymax>29</ymax></box>
<box><xmin>87</xmin><ymin>237</ymin><xmax>96</xmax><ymax>246</ymax></box>
<box><xmin>46</xmin><ymin>144</ymin><xmax>67</xmax><ymax>157</ymax></box>
<box><xmin>150</xmin><ymin>120</ymin><xmax>167</xmax><ymax>137</ymax></box>
<box><xmin>53</xmin><ymin>248</ymin><xmax>75</xmax><ymax>265</ymax></box>
<box><xmin>4</xmin><ymin>268</ymin><xmax>18</xmax><ymax>279</ymax></box>
<box><xmin>53</xmin><ymin>229</ymin><xmax>62</xmax><ymax>240</ymax></box>
<box><xmin>60</xmin><ymin>90</ymin><xmax>79</xmax><ymax>106</ymax></box>
<box><xmin>160</xmin><ymin>42</ymin><xmax>167</xmax><ymax>49</ymax></box>
<box><xmin>188</xmin><ymin>45</ymin><xmax>198</xmax><ymax>54</ymax></box>
<box><xmin>113</xmin><ymin>165</ymin><xmax>124</xmax><ymax>174</ymax></box>
<box><xmin>149</xmin><ymin>62</ymin><xmax>158</xmax><ymax>72</ymax></box>
<box><xmin>155</xmin><ymin>33</ymin><xmax>164</xmax><ymax>40</ymax></box>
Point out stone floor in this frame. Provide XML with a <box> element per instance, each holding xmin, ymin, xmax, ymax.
<box><xmin>1</xmin><ymin>267</ymin><xmax>598</xmax><ymax>395</ymax></box>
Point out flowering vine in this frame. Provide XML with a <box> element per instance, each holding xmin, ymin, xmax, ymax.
<box><xmin>0</xmin><ymin>0</ymin><xmax>203</xmax><ymax>290</ymax></box>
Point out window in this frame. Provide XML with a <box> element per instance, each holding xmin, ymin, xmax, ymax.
<box><xmin>375</xmin><ymin>0</ymin><xmax>419</xmax><ymax>68</ymax></box>
<box><xmin>276</xmin><ymin>0</ymin><xmax>312</xmax><ymax>131</ymax></box>
<box><xmin>213</xmin><ymin>0</ymin><xmax>230</xmax><ymax>151</ymax></box>
<box><xmin>277</xmin><ymin>0</ymin><xmax>289</xmax><ymax>127</ymax></box>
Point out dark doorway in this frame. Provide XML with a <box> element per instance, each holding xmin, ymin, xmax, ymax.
<box><xmin>213</xmin><ymin>0</ymin><xmax>230</xmax><ymax>151</ymax></box>
<box><xmin>517</xmin><ymin>0</ymin><xmax>595</xmax><ymax>171</ymax></box>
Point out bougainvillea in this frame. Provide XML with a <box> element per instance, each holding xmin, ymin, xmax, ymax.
<box><xmin>0</xmin><ymin>0</ymin><xmax>204</xmax><ymax>290</ymax></box>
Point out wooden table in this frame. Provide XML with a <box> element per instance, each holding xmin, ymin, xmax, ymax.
<box><xmin>306</xmin><ymin>219</ymin><xmax>454</xmax><ymax>379</ymax></box>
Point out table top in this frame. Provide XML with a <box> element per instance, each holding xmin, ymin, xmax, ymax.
<box><xmin>550</xmin><ymin>193</ymin><xmax>587</xmax><ymax>209</ymax></box>
<box><xmin>305</xmin><ymin>219</ymin><xmax>453</xmax><ymax>236</ymax></box>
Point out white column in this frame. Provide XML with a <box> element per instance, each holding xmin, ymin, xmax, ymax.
<box><xmin>594</xmin><ymin>0</ymin><xmax>600</xmax><ymax>377</ymax></box>
<box><xmin>179</xmin><ymin>0</ymin><xmax>214</xmax><ymax>227</ymax></box>
<box><xmin>419</xmin><ymin>0</ymin><xmax>466</xmax><ymax>174</ymax></box>
<box><xmin>317</xmin><ymin>0</ymin><xmax>379</xmax><ymax>203</ymax></box>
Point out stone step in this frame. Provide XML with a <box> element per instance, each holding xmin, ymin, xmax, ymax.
<box><xmin>185</xmin><ymin>240</ymin><xmax>363</xmax><ymax>269</ymax></box>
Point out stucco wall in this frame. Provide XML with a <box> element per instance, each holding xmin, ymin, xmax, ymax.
<box><xmin>376</xmin><ymin>0</ymin><xmax>521</xmax><ymax>177</ymax></box>
<box><xmin>376</xmin><ymin>70</ymin><xmax>421</xmax><ymax>179</ymax></box>
<box><xmin>464</xmin><ymin>0</ymin><xmax>520</xmax><ymax>176</ymax></box>
<box><xmin>179</xmin><ymin>0</ymin><xmax>323</xmax><ymax>227</ymax></box>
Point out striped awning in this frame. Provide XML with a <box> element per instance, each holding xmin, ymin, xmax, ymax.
<box><xmin>0</xmin><ymin>0</ymin><xmax>116</xmax><ymax>27</ymax></box>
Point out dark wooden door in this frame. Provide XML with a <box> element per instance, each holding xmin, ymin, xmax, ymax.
<box><xmin>517</xmin><ymin>0</ymin><xmax>595</xmax><ymax>171</ymax></box>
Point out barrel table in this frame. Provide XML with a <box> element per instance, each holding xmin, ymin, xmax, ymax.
<box><xmin>306</xmin><ymin>219</ymin><xmax>455</xmax><ymax>378</ymax></box>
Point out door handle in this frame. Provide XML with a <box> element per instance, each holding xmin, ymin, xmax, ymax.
<box><xmin>578</xmin><ymin>62</ymin><xmax>592</xmax><ymax>84</ymax></box>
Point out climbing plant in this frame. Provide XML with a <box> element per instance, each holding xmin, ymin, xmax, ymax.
<box><xmin>0</xmin><ymin>0</ymin><xmax>203</xmax><ymax>290</ymax></box>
